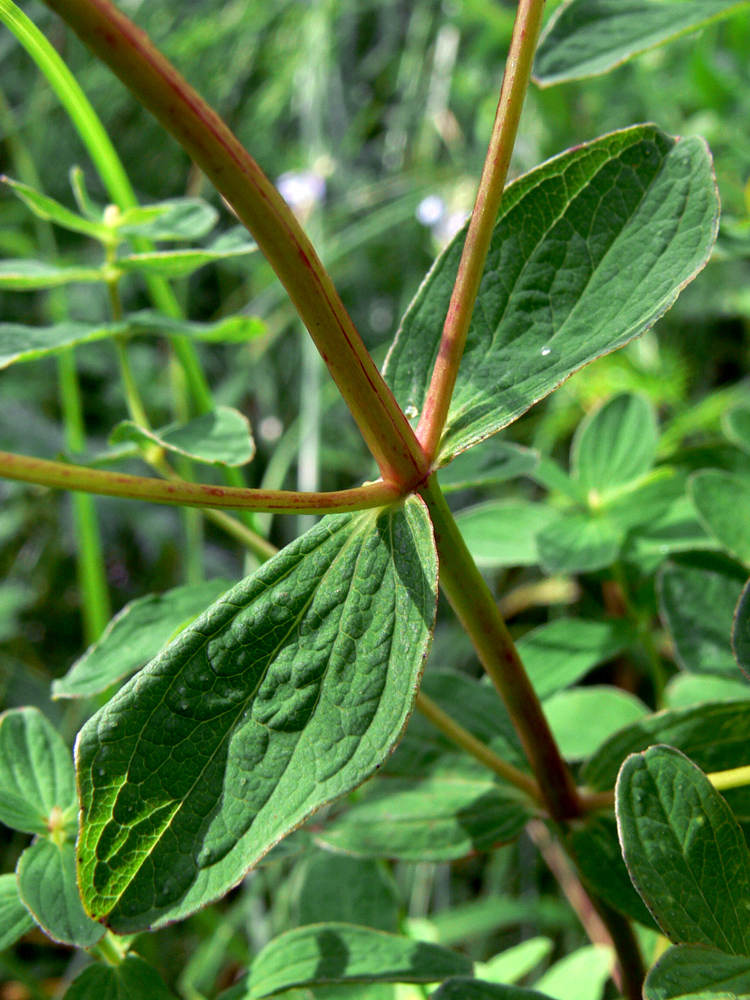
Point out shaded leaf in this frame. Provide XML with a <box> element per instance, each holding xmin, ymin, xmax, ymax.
<box><xmin>0</xmin><ymin>707</ymin><xmax>76</xmax><ymax>835</ymax></box>
<box><xmin>76</xmin><ymin>498</ymin><xmax>437</xmax><ymax>932</ymax></box>
<box><xmin>63</xmin><ymin>954</ymin><xmax>177</xmax><ymax>999</ymax></box>
<box><xmin>543</xmin><ymin>686</ymin><xmax>649</xmax><ymax>760</ymax></box>
<box><xmin>438</xmin><ymin>441</ymin><xmax>539</xmax><ymax>494</ymax></box>
<box><xmin>117</xmin><ymin>198</ymin><xmax>218</xmax><ymax>241</ymax></box>
<box><xmin>537</xmin><ymin>512</ymin><xmax>623</xmax><ymax>574</ymax></box>
<box><xmin>2</xmin><ymin>176</ymin><xmax>109</xmax><ymax>240</ymax></box>
<box><xmin>616</xmin><ymin>745</ymin><xmax>750</xmax><ymax>951</ymax></box>
<box><xmin>384</xmin><ymin>126</ymin><xmax>718</xmax><ymax>463</ymax></box>
<box><xmin>295</xmin><ymin>853</ymin><xmax>399</xmax><ymax>932</ymax></box>
<box><xmin>0</xmin><ymin>259</ymin><xmax>102</xmax><ymax>289</ymax></box>
<box><xmin>246</xmin><ymin>923</ymin><xmax>472</xmax><ymax>997</ymax></box>
<box><xmin>433</xmin><ymin>983</ymin><xmax>553</xmax><ymax>1000</ymax></box>
<box><xmin>316</xmin><ymin>774</ymin><xmax>530</xmax><ymax>862</ymax></box>
<box><xmin>455</xmin><ymin>500</ymin><xmax>560</xmax><ymax>568</ymax></box>
<box><xmin>732</xmin><ymin>578</ymin><xmax>750</xmax><ymax>679</ymax></box>
<box><xmin>572</xmin><ymin>393</ymin><xmax>656</xmax><ymax>498</ymax></box>
<box><xmin>723</xmin><ymin>406</ymin><xmax>750</xmax><ymax>456</ymax></box>
<box><xmin>517</xmin><ymin>618</ymin><xmax>635</xmax><ymax>701</ymax></box>
<box><xmin>53</xmin><ymin>579</ymin><xmax>231</xmax><ymax>700</ymax></box>
<box><xmin>658</xmin><ymin>562</ymin><xmax>745</xmax><ymax>676</ymax></box>
<box><xmin>644</xmin><ymin>944</ymin><xmax>750</xmax><ymax>1000</ymax></box>
<box><xmin>0</xmin><ymin>873</ymin><xmax>35</xmax><ymax>951</ymax></box>
<box><xmin>690</xmin><ymin>471</ymin><xmax>750</xmax><ymax>564</ymax></box>
<box><xmin>533</xmin><ymin>0</ymin><xmax>750</xmax><ymax>87</ymax></box>
<box><xmin>17</xmin><ymin>839</ymin><xmax>104</xmax><ymax>948</ymax></box>
<box><xmin>109</xmin><ymin>408</ymin><xmax>255</xmax><ymax>467</ymax></box>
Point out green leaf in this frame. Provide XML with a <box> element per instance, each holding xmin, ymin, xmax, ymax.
<box><xmin>438</xmin><ymin>441</ymin><xmax>540</xmax><ymax>494</ymax></box>
<box><xmin>665</xmin><ymin>673</ymin><xmax>750</xmax><ymax>709</ymax></box>
<box><xmin>53</xmin><ymin>579</ymin><xmax>232</xmax><ymax>700</ymax></box>
<box><xmin>644</xmin><ymin>944</ymin><xmax>750</xmax><ymax>1000</ymax></box>
<box><xmin>723</xmin><ymin>406</ymin><xmax>750</xmax><ymax>456</ymax></box>
<box><xmin>616</xmin><ymin>745</ymin><xmax>750</xmax><ymax>952</ymax></box>
<box><xmin>0</xmin><ymin>873</ymin><xmax>35</xmax><ymax>951</ymax></box>
<box><xmin>455</xmin><ymin>500</ymin><xmax>560</xmax><ymax>568</ymax></box>
<box><xmin>534</xmin><ymin>946</ymin><xmax>613</xmax><ymax>1000</ymax></box>
<box><xmin>117</xmin><ymin>236</ymin><xmax>256</xmax><ymax>278</ymax></box>
<box><xmin>117</xmin><ymin>198</ymin><xmax>218</xmax><ymax>241</ymax></box>
<box><xmin>658</xmin><ymin>562</ymin><xmax>746</xmax><ymax>677</ymax></box>
<box><xmin>517</xmin><ymin>618</ymin><xmax>635</xmax><ymax>701</ymax></box>
<box><xmin>477</xmin><ymin>938</ymin><xmax>553</xmax><ymax>985</ymax></box>
<box><xmin>604</xmin><ymin>468</ymin><xmax>686</xmax><ymax>534</ymax></box>
<box><xmin>426</xmin><ymin>897</ymin><xmax>574</xmax><ymax>948</ymax></box>
<box><xmin>533</xmin><ymin>0</ymin><xmax>750</xmax><ymax>87</ymax></box>
<box><xmin>294</xmin><ymin>853</ymin><xmax>399</xmax><ymax>932</ymax></box>
<box><xmin>0</xmin><ymin>707</ymin><xmax>76</xmax><ymax>835</ymax></box>
<box><xmin>620</xmin><ymin>494</ymin><xmax>719</xmax><ymax>573</ymax></box>
<box><xmin>543</xmin><ymin>686</ymin><xmax>649</xmax><ymax>760</ymax></box>
<box><xmin>2</xmin><ymin>176</ymin><xmax>110</xmax><ymax>240</ymax></box>
<box><xmin>565</xmin><ymin>816</ymin><xmax>657</xmax><ymax>928</ymax></box>
<box><xmin>0</xmin><ymin>312</ymin><xmax>265</xmax><ymax>368</ymax></box>
<box><xmin>76</xmin><ymin>498</ymin><xmax>437</xmax><ymax>932</ymax></box>
<box><xmin>17</xmin><ymin>839</ymin><xmax>104</xmax><ymax>948</ymax></box>
<box><xmin>537</xmin><ymin>512</ymin><xmax>624</xmax><ymax>574</ymax></box>
<box><xmin>69</xmin><ymin>166</ymin><xmax>103</xmax><ymax>222</ymax></box>
<box><xmin>246</xmin><ymin>924</ymin><xmax>472</xmax><ymax>997</ymax></box>
<box><xmin>433</xmin><ymin>983</ymin><xmax>554</xmax><ymax>1000</ymax></box>
<box><xmin>572</xmin><ymin>393</ymin><xmax>656</xmax><ymax>499</ymax></box>
<box><xmin>732</xmin><ymin>579</ymin><xmax>750</xmax><ymax>679</ymax></box>
<box><xmin>0</xmin><ymin>259</ymin><xmax>103</xmax><ymax>289</ymax></box>
<box><xmin>63</xmin><ymin>955</ymin><xmax>177</xmax><ymax>999</ymax></box>
<box><xmin>109</xmin><ymin>408</ymin><xmax>255</xmax><ymax>467</ymax></box>
<box><xmin>384</xmin><ymin>126</ymin><xmax>718</xmax><ymax>463</ymax></box>
<box><xmin>315</xmin><ymin>774</ymin><xmax>530</xmax><ymax>862</ymax></box>
<box><xmin>690</xmin><ymin>471</ymin><xmax>750</xmax><ymax>565</ymax></box>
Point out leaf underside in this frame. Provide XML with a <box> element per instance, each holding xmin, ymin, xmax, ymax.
<box><xmin>384</xmin><ymin>125</ymin><xmax>718</xmax><ymax>464</ymax></box>
<box><xmin>76</xmin><ymin>498</ymin><xmax>437</xmax><ymax>932</ymax></box>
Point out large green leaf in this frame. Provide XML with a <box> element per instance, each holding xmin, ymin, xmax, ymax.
<box><xmin>455</xmin><ymin>500</ymin><xmax>560</xmax><ymax>568</ymax></box>
<box><xmin>644</xmin><ymin>944</ymin><xmax>750</xmax><ymax>1000</ymax></box>
<box><xmin>53</xmin><ymin>579</ymin><xmax>231</xmax><ymax>700</ymax></box>
<box><xmin>616</xmin><ymin>745</ymin><xmax>750</xmax><ymax>952</ymax></box>
<box><xmin>316</xmin><ymin>774</ymin><xmax>530</xmax><ymax>862</ymax></box>
<box><xmin>76</xmin><ymin>498</ymin><xmax>437</xmax><ymax>932</ymax></box>
<box><xmin>533</xmin><ymin>0</ymin><xmax>750</xmax><ymax>87</ymax></box>
<box><xmin>0</xmin><ymin>707</ymin><xmax>76</xmax><ymax>835</ymax></box>
<box><xmin>17</xmin><ymin>839</ymin><xmax>104</xmax><ymax>948</ymax></box>
<box><xmin>543</xmin><ymin>686</ymin><xmax>649</xmax><ymax>760</ymax></box>
<box><xmin>690</xmin><ymin>472</ymin><xmax>750</xmax><ymax>565</ymax></box>
<box><xmin>658</xmin><ymin>561</ymin><xmax>746</xmax><ymax>676</ymax></box>
<box><xmin>572</xmin><ymin>393</ymin><xmax>656</xmax><ymax>499</ymax></box>
<box><xmin>0</xmin><ymin>311</ymin><xmax>264</xmax><ymax>368</ymax></box>
<box><xmin>0</xmin><ymin>259</ymin><xmax>103</xmax><ymax>289</ymax></box>
<box><xmin>0</xmin><ymin>873</ymin><xmax>35</xmax><ymax>951</ymax></box>
<box><xmin>384</xmin><ymin>126</ymin><xmax>718</xmax><ymax>463</ymax></box>
<box><xmin>63</xmin><ymin>955</ymin><xmax>177</xmax><ymax>999</ymax></box>
<box><xmin>245</xmin><ymin>924</ymin><xmax>472</xmax><ymax>997</ymax></box>
<box><xmin>110</xmin><ymin>407</ymin><xmax>255</xmax><ymax>467</ymax></box>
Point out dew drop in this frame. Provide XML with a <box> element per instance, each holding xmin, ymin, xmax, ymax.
<box><xmin>405</xmin><ymin>404</ymin><xmax>419</xmax><ymax>420</ymax></box>
<box><xmin>98</xmin><ymin>768</ymin><xmax>105</xmax><ymax>776</ymax></box>
<box><xmin>540</xmin><ymin>346</ymin><xmax>551</xmax><ymax>357</ymax></box>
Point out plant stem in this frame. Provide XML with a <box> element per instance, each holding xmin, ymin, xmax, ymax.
<box><xmin>0</xmin><ymin>451</ymin><xmax>402</xmax><ymax>513</ymax></box>
<box><xmin>708</xmin><ymin>764</ymin><xmax>750</xmax><ymax>791</ymax></box>
<box><xmin>415</xmin><ymin>0</ymin><xmax>547</xmax><ymax>460</ymax></box>
<box><xmin>590</xmin><ymin>898</ymin><xmax>647</xmax><ymax>1000</ymax></box>
<box><xmin>39</xmin><ymin>0</ymin><xmax>430</xmax><ymax>488</ymax></box>
<box><xmin>415</xmin><ymin>691</ymin><xmax>543</xmax><ymax>804</ymax></box>
<box><xmin>202</xmin><ymin>509</ymin><xmax>277</xmax><ymax>563</ymax></box>
<box><xmin>418</xmin><ymin>474</ymin><xmax>582</xmax><ymax>822</ymax></box>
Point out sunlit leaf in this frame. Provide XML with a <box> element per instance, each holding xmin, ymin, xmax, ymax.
<box><xmin>0</xmin><ymin>259</ymin><xmax>103</xmax><ymax>289</ymax></box>
<box><xmin>572</xmin><ymin>393</ymin><xmax>656</xmax><ymax>498</ymax></box>
<box><xmin>537</xmin><ymin>512</ymin><xmax>624</xmax><ymax>574</ymax></box>
<box><xmin>117</xmin><ymin>236</ymin><xmax>256</xmax><ymax>278</ymax></box>
<box><xmin>2</xmin><ymin>176</ymin><xmax>109</xmax><ymax>240</ymax></box>
<box><xmin>109</xmin><ymin>407</ymin><xmax>255</xmax><ymax>467</ymax></box>
<box><xmin>477</xmin><ymin>938</ymin><xmax>553</xmax><ymax>986</ymax></box>
<box><xmin>533</xmin><ymin>946</ymin><xmax>612</xmax><ymax>1000</ymax></box>
<box><xmin>117</xmin><ymin>198</ymin><xmax>218</xmax><ymax>241</ymax></box>
<box><xmin>543</xmin><ymin>686</ymin><xmax>649</xmax><ymax>760</ymax></box>
<box><xmin>438</xmin><ymin>441</ymin><xmax>539</xmax><ymax>494</ymax></box>
<box><xmin>455</xmin><ymin>500</ymin><xmax>560</xmax><ymax>568</ymax></box>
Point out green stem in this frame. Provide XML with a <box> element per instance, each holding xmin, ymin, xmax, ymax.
<box><xmin>204</xmin><ymin>508</ymin><xmax>277</xmax><ymax>563</ymax></box>
<box><xmin>708</xmin><ymin>764</ymin><xmax>750</xmax><ymax>791</ymax></box>
<box><xmin>89</xmin><ymin>930</ymin><xmax>128</xmax><ymax>965</ymax></box>
<box><xmin>416</xmin><ymin>691</ymin><xmax>543</xmax><ymax>804</ymax></box>
<box><xmin>37</xmin><ymin>0</ymin><xmax>429</xmax><ymax>488</ymax></box>
<box><xmin>415</xmin><ymin>0</ymin><xmax>547</xmax><ymax>461</ymax></box>
<box><xmin>0</xmin><ymin>450</ymin><xmax>402</xmax><ymax>513</ymax></box>
<box><xmin>418</xmin><ymin>474</ymin><xmax>582</xmax><ymax>822</ymax></box>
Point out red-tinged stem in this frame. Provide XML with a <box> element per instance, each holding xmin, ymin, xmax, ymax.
<box><xmin>416</xmin><ymin>0</ymin><xmax>547</xmax><ymax>461</ymax></box>
<box><xmin>419</xmin><ymin>474</ymin><xmax>582</xmax><ymax>822</ymax></box>
<box><xmin>39</xmin><ymin>0</ymin><xmax>429</xmax><ymax>489</ymax></box>
<box><xmin>0</xmin><ymin>451</ymin><xmax>401</xmax><ymax>514</ymax></box>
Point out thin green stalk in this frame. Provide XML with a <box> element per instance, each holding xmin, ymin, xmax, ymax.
<box><xmin>204</xmin><ymin>509</ymin><xmax>277</xmax><ymax>563</ymax></box>
<box><xmin>0</xmin><ymin>451</ymin><xmax>402</xmax><ymax>513</ymax></box>
<box><xmin>416</xmin><ymin>691</ymin><xmax>543</xmax><ymax>804</ymax></box>
<box><xmin>708</xmin><ymin>764</ymin><xmax>750</xmax><ymax>791</ymax></box>
<box><xmin>36</xmin><ymin>0</ymin><xmax>430</xmax><ymax>488</ymax></box>
<box><xmin>416</xmin><ymin>0</ymin><xmax>547</xmax><ymax>460</ymax></box>
<box><xmin>418</xmin><ymin>474</ymin><xmax>582</xmax><ymax>822</ymax></box>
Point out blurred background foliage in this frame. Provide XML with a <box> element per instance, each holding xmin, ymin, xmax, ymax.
<box><xmin>1</xmin><ymin>0</ymin><xmax>750</xmax><ymax>996</ymax></box>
